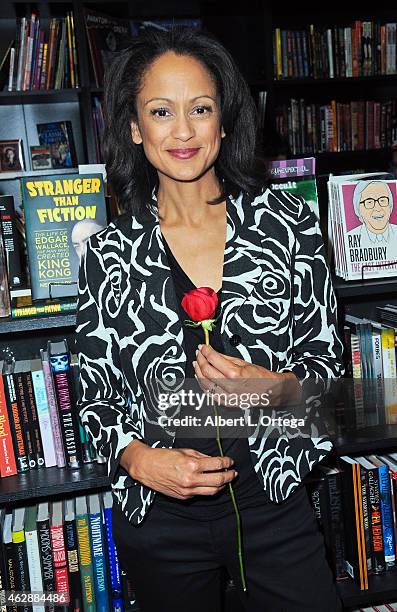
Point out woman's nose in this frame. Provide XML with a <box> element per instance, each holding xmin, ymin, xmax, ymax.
<box><xmin>171</xmin><ymin>114</ymin><xmax>195</xmax><ymax>140</ymax></box>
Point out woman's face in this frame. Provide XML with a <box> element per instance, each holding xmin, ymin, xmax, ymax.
<box><xmin>131</xmin><ymin>51</ymin><xmax>225</xmax><ymax>183</ymax></box>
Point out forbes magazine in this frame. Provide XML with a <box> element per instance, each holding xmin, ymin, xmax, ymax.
<box><xmin>21</xmin><ymin>173</ymin><xmax>108</xmax><ymax>300</ymax></box>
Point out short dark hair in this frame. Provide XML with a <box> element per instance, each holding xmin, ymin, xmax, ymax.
<box><xmin>103</xmin><ymin>26</ymin><xmax>264</xmax><ymax>218</ymax></box>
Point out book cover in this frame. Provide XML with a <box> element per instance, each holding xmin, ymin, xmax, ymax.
<box><xmin>3</xmin><ymin>511</ymin><xmax>18</xmax><ymax>612</ymax></box>
<box><xmin>2</xmin><ymin>359</ymin><xmax>29</xmax><ymax>473</ymax></box>
<box><xmin>37</xmin><ymin>120</ymin><xmax>77</xmax><ymax>168</ymax></box>
<box><xmin>84</xmin><ymin>9</ymin><xmax>131</xmax><ymax>87</ymax></box>
<box><xmin>13</xmin><ymin>360</ymin><xmax>38</xmax><ymax>469</ymax></box>
<box><xmin>21</xmin><ymin>173</ymin><xmax>108</xmax><ymax>300</ymax></box>
<box><xmin>368</xmin><ymin>454</ymin><xmax>396</xmax><ymax>567</ymax></box>
<box><xmin>267</xmin><ymin>157</ymin><xmax>320</xmax><ymax>220</ymax></box>
<box><xmin>37</xmin><ymin>502</ymin><xmax>56</xmax><ymax>612</ymax></box>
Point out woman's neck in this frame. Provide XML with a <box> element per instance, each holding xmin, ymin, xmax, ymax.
<box><xmin>156</xmin><ymin>172</ymin><xmax>223</xmax><ymax>228</ymax></box>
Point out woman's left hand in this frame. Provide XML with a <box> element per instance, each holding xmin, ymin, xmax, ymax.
<box><xmin>193</xmin><ymin>343</ymin><xmax>301</xmax><ymax>409</ymax></box>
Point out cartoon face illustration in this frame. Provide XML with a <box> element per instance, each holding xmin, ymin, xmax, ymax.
<box><xmin>354</xmin><ymin>181</ymin><xmax>393</xmax><ymax>234</ymax></box>
<box><xmin>71</xmin><ymin>220</ymin><xmax>105</xmax><ymax>260</ymax></box>
<box><xmin>50</xmin><ymin>354</ymin><xmax>69</xmax><ymax>373</ymax></box>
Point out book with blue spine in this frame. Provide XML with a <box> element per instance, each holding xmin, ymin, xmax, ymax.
<box><xmin>88</xmin><ymin>494</ymin><xmax>109</xmax><ymax>612</ymax></box>
<box><xmin>368</xmin><ymin>454</ymin><xmax>396</xmax><ymax>567</ymax></box>
<box><xmin>102</xmin><ymin>492</ymin><xmax>124</xmax><ymax>612</ymax></box>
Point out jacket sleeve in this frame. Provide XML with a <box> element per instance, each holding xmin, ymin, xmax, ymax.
<box><xmin>75</xmin><ymin>232</ymin><xmax>144</xmax><ymax>485</ymax></box>
<box><xmin>278</xmin><ymin>196</ymin><xmax>345</xmax><ymax>412</ymax></box>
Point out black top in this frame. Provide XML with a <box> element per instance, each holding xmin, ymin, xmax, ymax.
<box><xmin>155</xmin><ymin>234</ymin><xmax>269</xmax><ymax>519</ymax></box>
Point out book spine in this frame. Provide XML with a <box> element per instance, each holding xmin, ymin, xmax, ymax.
<box><xmin>378</xmin><ymin>464</ymin><xmax>396</xmax><ymax>566</ymax></box>
<box><xmin>12</xmin><ymin>531</ymin><xmax>31</xmax><ymax>612</ymax></box>
<box><xmin>40</xmin><ymin>356</ymin><xmax>65</xmax><ymax>468</ymax></box>
<box><xmin>11</xmin><ymin>299</ymin><xmax>77</xmax><ymax>318</ymax></box>
<box><xmin>49</xmin><ymin>524</ymin><xmax>70</xmax><ymax>602</ymax></box>
<box><xmin>37</xmin><ymin>518</ymin><xmax>56</xmax><ymax>612</ymax></box>
<box><xmin>31</xmin><ymin>370</ymin><xmax>57</xmax><ymax>468</ymax></box>
<box><xmin>64</xmin><ymin>518</ymin><xmax>83</xmax><ymax>612</ymax></box>
<box><xmin>8</xmin><ymin>47</ymin><xmax>15</xmax><ymax>92</ymax></box>
<box><xmin>25</xmin><ymin>527</ymin><xmax>45</xmax><ymax>612</ymax></box>
<box><xmin>3</xmin><ymin>372</ymin><xmax>29</xmax><ymax>473</ymax></box>
<box><xmin>328</xmin><ymin>471</ymin><xmax>347</xmax><ymax>578</ymax></box>
<box><xmin>76</xmin><ymin>512</ymin><xmax>96</xmax><ymax>611</ymax></box>
<box><xmin>5</xmin><ymin>537</ymin><xmax>18</xmax><ymax>612</ymax></box>
<box><xmin>0</xmin><ymin>373</ymin><xmax>17</xmax><ymax>476</ymax></box>
<box><xmin>51</xmin><ymin>366</ymin><xmax>82</xmax><ymax>469</ymax></box>
<box><xmin>359</xmin><ymin>465</ymin><xmax>373</xmax><ymax>572</ymax></box>
<box><xmin>368</xmin><ymin>466</ymin><xmax>386</xmax><ymax>573</ymax></box>
<box><xmin>14</xmin><ymin>370</ymin><xmax>36</xmax><ymax>469</ymax></box>
<box><xmin>88</xmin><ymin>510</ymin><xmax>109</xmax><ymax>612</ymax></box>
<box><xmin>24</xmin><ymin>369</ymin><xmax>45</xmax><ymax>468</ymax></box>
<box><xmin>103</xmin><ymin>505</ymin><xmax>123</xmax><ymax>611</ymax></box>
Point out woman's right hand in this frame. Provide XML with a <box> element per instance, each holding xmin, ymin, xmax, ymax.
<box><xmin>120</xmin><ymin>440</ymin><xmax>237</xmax><ymax>500</ymax></box>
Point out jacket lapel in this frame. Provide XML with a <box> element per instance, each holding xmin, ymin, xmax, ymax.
<box><xmin>127</xmin><ymin>191</ymin><xmax>264</xmax><ymax>345</ymax></box>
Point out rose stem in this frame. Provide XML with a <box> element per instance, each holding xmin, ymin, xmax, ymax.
<box><xmin>203</xmin><ymin>327</ymin><xmax>247</xmax><ymax>593</ymax></box>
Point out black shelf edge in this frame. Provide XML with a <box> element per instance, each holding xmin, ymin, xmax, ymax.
<box><xmin>273</xmin><ymin>74</ymin><xmax>397</xmax><ymax>86</ymax></box>
<box><xmin>0</xmin><ymin>462</ymin><xmax>109</xmax><ymax>505</ymax></box>
<box><xmin>338</xmin><ymin>568</ymin><xmax>397</xmax><ymax>608</ymax></box>
<box><xmin>0</xmin><ymin>88</ymin><xmax>82</xmax><ymax>104</ymax></box>
<box><xmin>332</xmin><ymin>424</ymin><xmax>397</xmax><ymax>455</ymax></box>
<box><xmin>333</xmin><ymin>275</ymin><xmax>397</xmax><ymax>298</ymax></box>
<box><xmin>0</xmin><ymin>313</ymin><xmax>77</xmax><ymax>334</ymax></box>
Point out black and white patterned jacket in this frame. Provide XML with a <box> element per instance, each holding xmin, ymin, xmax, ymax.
<box><xmin>75</xmin><ymin>187</ymin><xmax>344</xmax><ymax>526</ymax></box>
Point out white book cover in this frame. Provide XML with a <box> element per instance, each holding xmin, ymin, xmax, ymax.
<box><xmin>25</xmin><ymin>505</ymin><xmax>45</xmax><ymax>612</ymax></box>
<box><xmin>335</xmin><ymin>177</ymin><xmax>397</xmax><ymax>280</ymax></box>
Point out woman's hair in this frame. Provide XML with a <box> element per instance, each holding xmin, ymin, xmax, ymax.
<box><xmin>103</xmin><ymin>26</ymin><xmax>265</xmax><ymax>217</ymax></box>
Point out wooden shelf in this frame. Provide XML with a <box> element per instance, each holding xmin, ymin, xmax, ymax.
<box><xmin>0</xmin><ymin>462</ymin><xmax>109</xmax><ymax>505</ymax></box>
<box><xmin>0</xmin><ymin>313</ymin><xmax>77</xmax><ymax>334</ymax></box>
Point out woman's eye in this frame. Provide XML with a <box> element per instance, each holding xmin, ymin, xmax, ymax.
<box><xmin>193</xmin><ymin>105</ymin><xmax>213</xmax><ymax>115</ymax></box>
<box><xmin>150</xmin><ymin>108</ymin><xmax>171</xmax><ymax>118</ymax></box>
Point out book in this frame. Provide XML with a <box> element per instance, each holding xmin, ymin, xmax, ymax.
<box><xmin>64</xmin><ymin>499</ymin><xmax>83</xmax><ymax>612</ymax></box>
<box><xmin>102</xmin><ymin>492</ymin><xmax>123</xmax><ymax>612</ymax></box>
<box><xmin>30</xmin><ymin>145</ymin><xmax>52</xmax><ymax>170</ymax></box>
<box><xmin>3</xmin><ymin>511</ymin><xmax>18</xmax><ymax>612</ymax></box>
<box><xmin>11</xmin><ymin>295</ymin><xmax>77</xmax><ymax>318</ymax></box>
<box><xmin>0</xmin><ymin>230</ymin><xmax>11</xmax><ymax>317</ymax></box>
<box><xmin>48</xmin><ymin>339</ymin><xmax>82</xmax><ymax>469</ymax></box>
<box><xmin>40</xmin><ymin>349</ymin><xmax>66</xmax><ymax>468</ymax></box>
<box><xmin>50</xmin><ymin>501</ymin><xmax>70</xmax><ymax>604</ymax></box>
<box><xmin>75</xmin><ymin>495</ymin><xmax>96</xmax><ymax>612</ymax></box>
<box><xmin>88</xmin><ymin>494</ymin><xmax>109</xmax><ymax>612</ymax></box>
<box><xmin>0</xmin><ymin>509</ymin><xmax>8</xmax><ymax>612</ymax></box>
<box><xmin>328</xmin><ymin>173</ymin><xmax>397</xmax><ymax>280</ymax></box>
<box><xmin>2</xmin><ymin>359</ymin><xmax>29</xmax><ymax>473</ymax></box>
<box><xmin>30</xmin><ymin>358</ymin><xmax>57</xmax><ymax>468</ymax></box>
<box><xmin>267</xmin><ymin>156</ymin><xmax>320</xmax><ymax>219</ymax></box>
<box><xmin>20</xmin><ymin>172</ymin><xmax>108</xmax><ymax>300</ymax></box>
<box><xmin>24</xmin><ymin>505</ymin><xmax>45</xmax><ymax>612</ymax></box>
<box><xmin>36</xmin><ymin>502</ymin><xmax>56</xmax><ymax>612</ymax></box>
<box><xmin>36</xmin><ymin>121</ymin><xmax>77</xmax><ymax>169</ymax></box>
<box><xmin>12</xmin><ymin>507</ymin><xmax>31</xmax><ymax>612</ymax></box>
<box><xmin>0</xmin><ymin>194</ymin><xmax>23</xmax><ymax>288</ymax></box>
<box><xmin>0</xmin><ymin>362</ymin><xmax>17</xmax><ymax>477</ymax></box>
<box><xmin>84</xmin><ymin>9</ymin><xmax>131</xmax><ymax>87</ymax></box>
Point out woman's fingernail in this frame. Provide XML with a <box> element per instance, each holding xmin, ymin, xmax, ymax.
<box><xmin>193</xmin><ymin>360</ymin><xmax>197</xmax><ymax>368</ymax></box>
<box><xmin>198</xmin><ymin>344</ymin><xmax>203</xmax><ymax>350</ymax></box>
<box><xmin>195</xmin><ymin>349</ymin><xmax>198</xmax><ymax>357</ymax></box>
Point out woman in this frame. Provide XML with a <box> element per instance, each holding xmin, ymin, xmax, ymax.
<box><xmin>75</xmin><ymin>27</ymin><xmax>344</xmax><ymax>612</ymax></box>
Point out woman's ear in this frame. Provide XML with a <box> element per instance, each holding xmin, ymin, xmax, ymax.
<box><xmin>131</xmin><ymin>121</ymin><xmax>143</xmax><ymax>145</ymax></box>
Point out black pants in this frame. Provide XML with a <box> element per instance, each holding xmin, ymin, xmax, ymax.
<box><xmin>112</xmin><ymin>486</ymin><xmax>343</xmax><ymax>612</ymax></box>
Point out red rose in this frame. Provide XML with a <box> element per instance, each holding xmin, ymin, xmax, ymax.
<box><xmin>181</xmin><ymin>287</ymin><xmax>218</xmax><ymax>322</ymax></box>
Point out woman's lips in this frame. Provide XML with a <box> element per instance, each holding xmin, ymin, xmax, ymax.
<box><xmin>167</xmin><ymin>148</ymin><xmax>200</xmax><ymax>159</ymax></box>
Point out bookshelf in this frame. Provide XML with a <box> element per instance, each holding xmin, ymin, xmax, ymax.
<box><xmin>1</xmin><ymin>2</ymin><xmax>397</xmax><ymax>611</ymax></box>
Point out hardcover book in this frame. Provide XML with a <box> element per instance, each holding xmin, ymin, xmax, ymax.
<box><xmin>36</xmin><ymin>121</ymin><xmax>77</xmax><ymax>169</ymax></box>
<box><xmin>21</xmin><ymin>172</ymin><xmax>108</xmax><ymax>300</ymax></box>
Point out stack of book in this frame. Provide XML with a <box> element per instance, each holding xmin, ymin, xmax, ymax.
<box><xmin>4</xmin><ymin>12</ymin><xmax>79</xmax><ymax>92</ymax></box>
<box><xmin>275</xmin><ymin>98</ymin><xmax>397</xmax><ymax>155</ymax></box>
<box><xmin>0</xmin><ymin>492</ymin><xmax>140</xmax><ymax>611</ymax></box>
<box><xmin>308</xmin><ymin>454</ymin><xmax>397</xmax><ymax>592</ymax></box>
<box><xmin>273</xmin><ymin>21</ymin><xmax>397</xmax><ymax>80</ymax></box>
<box><xmin>0</xmin><ymin>339</ymin><xmax>101</xmax><ymax>476</ymax></box>
<box><xmin>327</xmin><ymin>173</ymin><xmax>397</xmax><ymax>281</ymax></box>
